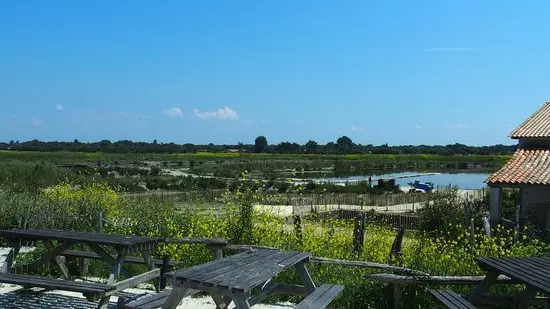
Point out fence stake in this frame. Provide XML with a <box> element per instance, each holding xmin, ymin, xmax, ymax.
<box><xmin>352</xmin><ymin>214</ymin><xmax>366</xmax><ymax>255</ymax></box>
<box><xmin>294</xmin><ymin>215</ymin><xmax>303</xmax><ymax>246</ymax></box>
<box><xmin>98</xmin><ymin>211</ymin><xmax>103</xmax><ymax>234</ymax></box>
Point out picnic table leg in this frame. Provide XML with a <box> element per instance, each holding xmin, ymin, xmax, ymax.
<box><xmin>210</xmin><ymin>290</ymin><xmax>233</xmax><ymax>309</ymax></box>
<box><xmin>231</xmin><ymin>293</ymin><xmax>252</xmax><ymax>309</ymax></box>
<box><xmin>97</xmin><ymin>255</ymin><xmax>125</xmax><ymax>309</ymax></box>
<box><xmin>1</xmin><ymin>244</ymin><xmax>20</xmax><ymax>274</ymax></box>
<box><xmin>142</xmin><ymin>249</ymin><xmax>160</xmax><ymax>292</ymax></box>
<box><xmin>514</xmin><ymin>286</ymin><xmax>538</xmax><ymax>306</ymax></box>
<box><xmin>466</xmin><ymin>271</ymin><xmax>499</xmax><ymax>303</ymax></box>
<box><xmin>295</xmin><ymin>261</ymin><xmax>316</xmax><ymax>295</ymax></box>
<box><xmin>161</xmin><ymin>286</ymin><xmax>195</xmax><ymax>309</ymax></box>
<box><xmin>13</xmin><ymin>241</ymin><xmax>74</xmax><ymax>274</ymax></box>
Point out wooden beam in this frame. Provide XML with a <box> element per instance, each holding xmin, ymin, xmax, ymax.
<box><xmin>106</xmin><ymin>268</ymin><xmax>160</xmax><ymax>296</ymax></box>
<box><xmin>87</xmin><ymin>244</ymin><xmax>116</xmax><ymax>265</ymax></box>
<box><xmin>365</xmin><ymin>273</ymin><xmax>515</xmax><ymax>285</ymax></box>
<box><xmin>311</xmin><ymin>257</ymin><xmax>429</xmax><ymax>276</ymax></box>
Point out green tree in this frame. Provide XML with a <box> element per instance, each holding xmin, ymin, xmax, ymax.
<box><xmin>336</xmin><ymin>136</ymin><xmax>353</xmax><ymax>152</ymax></box>
<box><xmin>254</xmin><ymin>136</ymin><xmax>268</xmax><ymax>153</ymax></box>
<box><xmin>305</xmin><ymin>140</ymin><xmax>318</xmax><ymax>153</ymax></box>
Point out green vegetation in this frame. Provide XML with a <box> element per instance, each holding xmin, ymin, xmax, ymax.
<box><xmin>1</xmin><ymin>181</ymin><xmax>547</xmax><ymax>309</ymax></box>
<box><xmin>1</xmin><ymin>137</ymin><xmax>516</xmax><ymax>155</ymax></box>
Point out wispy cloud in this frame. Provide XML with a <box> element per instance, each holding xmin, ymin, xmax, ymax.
<box><xmin>351</xmin><ymin>125</ymin><xmax>365</xmax><ymax>132</ymax></box>
<box><xmin>194</xmin><ymin>106</ymin><xmax>239</xmax><ymax>120</ymax></box>
<box><xmin>444</xmin><ymin>123</ymin><xmax>471</xmax><ymax>130</ymax></box>
<box><xmin>55</xmin><ymin>104</ymin><xmax>64</xmax><ymax>111</ymax></box>
<box><xmin>162</xmin><ymin>107</ymin><xmax>184</xmax><ymax>118</ymax></box>
<box><xmin>31</xmin><ymin>118</ymin><xmax>44</xmax><ymax>126</ymax></box>
<box><xmin>420</xmin><ymin>47</ymin><xmax>476</xmax><ymax>52</ymax></box>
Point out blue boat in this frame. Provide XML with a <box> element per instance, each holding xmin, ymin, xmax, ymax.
<box><xmin>408</xmin><ymin>181</ymin><xmax>434</xmax><ymax>192</ymax></box>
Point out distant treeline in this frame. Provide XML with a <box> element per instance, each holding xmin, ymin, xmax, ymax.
<box><xmin>0</xmin><ymin>137</ymin><xmax>517</xmax><ymax>156</ymax></box>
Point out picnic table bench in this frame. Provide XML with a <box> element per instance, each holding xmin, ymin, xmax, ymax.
<box><xmin>430</xmin><ymin>256</ymin><xmax>550</xmax><ymax>308</ymax></box>
<box><xmin>0</xmin><ymin>229</ymin><xmax>165</xmax><ymax>309</ymax></box>
<box><xmin>120</xmin><ymin>249</ymin><xmax>343</xmax><ymax>309</ymax></box>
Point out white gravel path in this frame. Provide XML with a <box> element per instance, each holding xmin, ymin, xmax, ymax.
<box><xmin>0</xmin><ymin>285</ymin><xmax>296</xmax><ymax>309</ymax></box>
<box><xmin>0</xmin><ymin>248</ymin><xmax>295</xmax><ymax>308</ymax></box>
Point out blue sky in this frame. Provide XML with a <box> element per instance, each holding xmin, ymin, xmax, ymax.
<box><xmin>2</xmin><ymin>0</ymin><xmax>550</xmax><ymax>146</ymax></box>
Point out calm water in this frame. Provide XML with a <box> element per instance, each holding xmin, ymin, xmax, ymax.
<box><xmin>316</xmin><ymin>172</ymin><xmax>490</xmax><ymax>189</ymax></box>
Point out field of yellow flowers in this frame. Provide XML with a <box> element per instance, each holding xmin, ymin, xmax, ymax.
<box><xmin>0</xmin><ymin>181</ymin><xmax>547</xmax><ymax>308</ymax></box>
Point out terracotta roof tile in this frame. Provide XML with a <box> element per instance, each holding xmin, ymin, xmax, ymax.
<box><xmin>509</xmin><ymin>102</ymin><xmax>550</xmax><ymax>138</ymax></box>
<box><xmin>486</xmin><ymin>149</ymin><xmax>550</xmax><ymax>185</ymax></box>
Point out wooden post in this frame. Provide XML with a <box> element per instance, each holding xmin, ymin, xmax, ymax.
<box><xmin>390</xmin><ymin>226</ymin><xmax>405</xmax><ymax>265</ymax></box>
<box><xmin>294</xmin><ymin>215</ymin><xmax>303</xmax><ymax>245</ymax></box>
<box><xmin>489</xmin><ymin>186</ymin><xmax>502</xmax><ymax>228</ymax></box>
<box><xmin>352</xmin><ymin>213</ymin><xmax>366</xmax><ymax>255</ymax></box>
<box><xmin>514</xmin><ymin>204</ymin><xmax>520</xmax><ymax>242</ymax></box>
<box><xmin>464</xmin><ymin>202</ymin><xmax>472</xmax><ymax>229</ymax></box>
<box><xmin>482</xmin><ymin>216</ymin><xmax>491</xmax><ymax>239</ymax></box>
<box><xmin>98</xmin><ymin>211</ymin><xmax>104</xmax><ymax>233</ymax></box>
<box><xmin>160</xmin><ymin>255</ymin><xmax>170</xmax><ymax>290</ymax></box>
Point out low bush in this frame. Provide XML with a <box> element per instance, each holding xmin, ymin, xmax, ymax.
<box><xmin>2</xmin><ymin>182</ymin><xmax>548</xmax><ymax>309</ymax></box>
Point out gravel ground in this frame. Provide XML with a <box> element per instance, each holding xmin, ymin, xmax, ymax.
<box><xmin>0</xmin><ymin>285</ymin><xmax>296</xmax><ymax>309</ymax></box>
<box><xmin>0</xmin><ymin>248</ymin><xmax>295</xmax><ymax>308</ymax></box>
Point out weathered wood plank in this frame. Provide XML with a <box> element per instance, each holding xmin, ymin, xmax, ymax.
<box><xmin>295</xmin><ymin>262</ymin><xmax>316</xmax><ymax>295</ymax></box>
<box><xmin>0</xmin><ymin>273</ymin><xmax>113</xmax><ymax>294</ymax></box>
<box><xmin>107</xmin><ymin>268</ymin><xmax>160</xmax><ymax>296</ymax></box>
<box><xmin>169</xmin><ymin>250</ymin><xmax>276</xmax><ymax>283</ymax></box>
<box><xmin>208</xmin><ymin>251</ymin><xmax>302</xmax><ymax>292</ymax></box>
<box><xmin>229</xmin><ymin>251</ymin><xmax>310</xmax><ymax>292</ymax></box>
<box><xmin>248</xmin><ymin>283</ymin><xmax>307</xmax><ymax>306</ymax></box>
<box><xmin>429</xmin><ymin>289</ymin><xmax>478</xmax><ymax>309</ymax></box>
<box><xmin>61</xmin><ymin>250</ymin><xmax>181</xmax><ymax>267</ymax></box>
<box><xmin>160</xmin><ymin>287</ymin><xmax>197</xmax><ymax>309</ymax></box>
<box><xmin>477</xmin><ymin>257</ymin><xmax>550</xmax><ymax>293</ymax></box>
<box><xmin>0</xmin><ymin>229</ymin><xmax>163</xmax><ymax>248</ymax></box>
<box><xmin>365</xmin><ymin>273</ymin><xmax>515</xmax><ymax>285</ymax></box>
<box><xmin>294</xmin><ymin>284</ymin><xmax>344</xmax><ymax>309</ymax></box>
<box><xmin>311</xmin><ymin>256</ymin><xmax>429</xmax><ymax>276</ymax></box>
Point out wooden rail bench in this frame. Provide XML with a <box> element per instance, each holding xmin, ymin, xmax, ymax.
<box><xmin>61</xmin><ymin>250</ymin><xmax>181</xmax><ymax>290</ymax></box>
<box><xmin>429</xmin><ymin>290</ymin><xmax>478</xmax><ymax>309</ymax></box>
<box><xmin>117</xmin><ymin>288</ymin><xmax>199</xmax><ymax>309</ymax></box>
<box><xmin>295</xmin><ymin>284</ymin><xmax>344</xmax><ymax>309</ymax></box>
<box><xmin>0</xmin><ymin>272</ymin><xmax>114</xmax><ymax>301</ymax></box>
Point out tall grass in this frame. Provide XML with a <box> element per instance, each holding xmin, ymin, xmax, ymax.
<box><xmin>1</xmin><ymin>182</ymin><xmax>547</xmax><ymax>309</ymax></box>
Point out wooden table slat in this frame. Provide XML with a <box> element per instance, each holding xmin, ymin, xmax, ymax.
<box><xmin>231</xmin><ymin>251</ymin><xmax>311</xmax><ymax>292</ymax></box>
<box><xmin>515</xmin><ymin>258</ymin><xmax>550</xmax><ymax>276</ymax></box>
<box><xmin>171</xmin><ymin>250</ymin><xmax>311</xmax><ymax>294</ymax></box>
<box><xmin>207</xmin><ymin>251</ymin><xmax>297</xmax><ymax>290</ymax></box>
<box><xmin>190</xmin><ymin>250</ymin><xmax>280</xmax><ymax>283</ymax></box>
<box><xmin>486</xmin><ymin>257</ymin><xmax>550</xmax><ymax>287</ymax></box>
<box><xmin>478</xmin><ymin>257</ymin><xmax>550</xmax><ymax>294</ymax></box>
<box><xmin>167</xmin><ymin>250</ymin><xmax>273</xmax><ymax>282</ymax></box>
<box><xmin>203</xmin><ymin>251</ymin><xmax>294</xmax><ymax>288</ymax></box>
<box><xmin>0</xmin><ymin>229</ymin><xmax>163</xmax><ymax>248</ymax></box>
<box><xmin>528</xmin><ymin>257</ymin><xmax>550</xmax><ymax>268</ymax></box>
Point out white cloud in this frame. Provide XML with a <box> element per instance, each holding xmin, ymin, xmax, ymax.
<box><xmin>420</xmin><ymin>47</ymin><xmax>476</xmax><ymax>52</ymax></box>
<box><xmin>55</xmin><ymin>104</ymin><xmax>64</xmax><ymax>111</ymax></box>
<box><xmin>415</xmin><ymin>124</ymin><xmax>422</xmax><ymax>129</ymax></box>
<box><xmin>163</xmin><ymin>107</ymin><xmax>184</xmax><ymax>118</ymax></box>
<box><xmin>194</xmin><ymin>106</ymin><xmax>239</xmax><ymax>120</ymax></box>
<box><xmin>351</xmin><ymin>125</ymin><xmax>365</xmax><ymax>132</ymax></box>
<box><xmin>32</xmin><ymin>118</ymin><xmax>44</xmax><ymax>126</ymax></box>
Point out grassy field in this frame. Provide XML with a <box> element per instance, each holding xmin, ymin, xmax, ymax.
<box><xmin>2</xmin><ymin>182</ymin><xmax>547</xmax><ymax>309</ymax></box>
<box><xmin>0</xmin><ymin>150</ymin><xmax>512</xmax><ymax>163</ymax></box>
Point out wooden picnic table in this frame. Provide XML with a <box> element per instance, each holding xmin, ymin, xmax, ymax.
<box><xmin>159</xmin><ymin>249</ymin><xmax>342</xmax><ymax>309</ymax></box>
<box><xmin>0</xmin><ymin>229</ymin><xmax>165</xmax><ymax>309</ymax></box>
<box><xmin>466</xmin><ymin>256</ymin><xmax>550</xmax><ymax>307</ymax></box>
